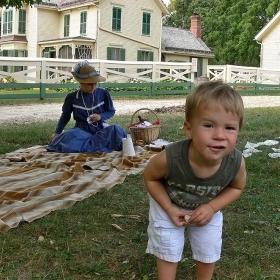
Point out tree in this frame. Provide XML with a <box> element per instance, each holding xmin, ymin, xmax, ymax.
<box><xmin>0</xmin><ymin>0</ymin><xmax>42</xmax><ymax>9</ymax></box>
<box><xmin>164</xmin><ymin>0</ymin><xmax>215</xmax><ymax>29</ymax></box>
<box><xmin>164</xmin><ymin>0</ymin><xmax>280</xmax><ymax>67</ymax></box>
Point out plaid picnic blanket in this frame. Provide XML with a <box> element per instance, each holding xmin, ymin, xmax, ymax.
<box><xmin>0</xmin><ymin>145</ymin><xmax>162</xmax><ymax>232</ymax></box>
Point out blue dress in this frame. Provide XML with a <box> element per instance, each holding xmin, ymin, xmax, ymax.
<box><xmin>46</xmin><ymin>88</ymin><xmax>127</xmax><ymax>153</ymax></box>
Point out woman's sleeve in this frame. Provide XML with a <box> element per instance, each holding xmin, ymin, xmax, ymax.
<box><xmin>54</xmin><ymin>94</ymin><xmax>73</xmax><ymax>134</ymax></box>
<box><xmin>99</xmin><ymin>89</ymin><xmax>116</xmax><ymax>121</ymax></box>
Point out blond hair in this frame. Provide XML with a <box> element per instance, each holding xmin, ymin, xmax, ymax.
<box><xmin>185</xmin><ymin>80</ymin><xmax>244</xmax><ymax>129</ymax></box>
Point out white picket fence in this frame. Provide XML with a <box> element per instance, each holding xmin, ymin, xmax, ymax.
<box><xmin>0</xmin><ymin>57</ymin><xmax>196</xmax><ymax>83</ymax></box>
<box><xmin>1</xmin><ymin>57</ymin><xmax>280</xmax><ymax>85</ymax></box>
<box><xmin>207</xmin><ymin>64</ymin><xmax>280</xmax><ymax>84</ymax></box>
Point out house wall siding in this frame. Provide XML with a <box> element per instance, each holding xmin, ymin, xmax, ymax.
<box><xmin>37</xmin><ymin>8</ymin><xmax>60</xmax><ymax>41</ymax></box>
<box><xmin>26</xmin><ymin>5</ymin><xmax>38</xmax><ymax>57</ymax></box>
<box><xmin>61</xmin><ymin>6</ymin><xmax>97</xmax><ymax>38</ymax></box>
<box><xmin>97</xmin><ymin>0</ymin><xmax>161</xmax><ymax>61</ymax></box>
<box><xmin>261</xmin><ymin>23</ymin><xmax>280</xmax><ymax>69</ymax></box>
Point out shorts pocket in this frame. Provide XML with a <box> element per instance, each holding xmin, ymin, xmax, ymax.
<box><xmin>154</xmin><ymin>219</ymin><xmax>181</xmax><ymax>247</ymax></box>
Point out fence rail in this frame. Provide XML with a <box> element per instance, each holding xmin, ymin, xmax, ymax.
<box><xmin>0</xmin><ymin>58</ymin><xmax>197</xmax><ymax>99</ymax></box>
<box><xmin>1</xmin><ymin>59</ymin><xmax>280</xmax><ymax>100</ymax></box>
<box><xmin>207</xmin><ymin>64</ymin><xmax>280</xmax><ymax>84</ymax></box>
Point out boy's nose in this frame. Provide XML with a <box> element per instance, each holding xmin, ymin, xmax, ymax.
<box><xmin>213</xmin><ymin>128</ymin><xmax>226</xmax><ymax>139</ymax></box>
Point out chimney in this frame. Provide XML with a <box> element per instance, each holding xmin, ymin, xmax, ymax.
<box><xmin>190</xmin><ymin>13</ymin><xmax>201</xmax><ymax>39</ymax></box>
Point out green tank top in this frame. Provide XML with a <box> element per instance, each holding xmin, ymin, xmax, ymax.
<box><xmin>164</xmin><ymin>139</ymin><xmax>242</xmax><ymax>210</ymax></box>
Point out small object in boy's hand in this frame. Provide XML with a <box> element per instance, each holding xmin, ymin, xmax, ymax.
<box><xmin>184</xmin><ymin>214</ymin><xmax>191</xmax><ymax>223</ymax></box>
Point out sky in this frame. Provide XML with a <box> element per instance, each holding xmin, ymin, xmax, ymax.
<box><xmin>162</xmin><ymin>0</ymin><xmax>170</xmax><ymax>6</ymax></box>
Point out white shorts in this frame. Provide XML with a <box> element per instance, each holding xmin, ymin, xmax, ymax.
<box><xmin>146</xmin><ymin>196</ymin><xmax>223</xmax><ymax>263</ymax></box>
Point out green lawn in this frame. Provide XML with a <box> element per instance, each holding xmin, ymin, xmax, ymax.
<box><xmin>0</xmin><ymin>106</ymin><xmax>279</xmax><ymax>279</ymax></box>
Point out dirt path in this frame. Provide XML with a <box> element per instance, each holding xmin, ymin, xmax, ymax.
<box><xmin>1</xmin><ymin>96</ymin><xmax>280</xmax><ymax>125</ymax></box>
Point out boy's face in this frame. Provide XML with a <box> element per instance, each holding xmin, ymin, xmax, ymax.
<box><xmin>183</xmin><ymin>102</ymin><xmax>240</xmax><ymax>163</ymax></box>
<box><xmin>80</xmin><ymin>83</ymin><xmax>97</xmax><ymax>93</ymax></box>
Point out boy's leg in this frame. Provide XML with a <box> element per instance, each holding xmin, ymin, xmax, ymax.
<box><xmin>157</xmin><ymin>258</ymin><xmax>178</xmax><ymax>280</ymax></box>
<box><xmin>187</xmin><ymin>211</ymin><xmax>223</xmax><ymax>279</ymax></box>
<box><xmin>195</xmin><ymin>261</ymin><xmax>215</xmax><ymax>280</ymax></box>
<box><xmin>146</xmin><ymin>196</ymin><xmax>185</xmax><ymax>279</ymax></box>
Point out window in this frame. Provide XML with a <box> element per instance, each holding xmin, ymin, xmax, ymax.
<box><xmin>112</xmin><ymin>7</ymin><xmax>121</xmax><ymax>31</ymax></box>
<box><xmin>3</xmin><ymin>9</ymin><xmax>13</xmax><ymax>35</ymax></box>
<box><xmin>18</xmin><ymin>9</ymin><xmax>26</xmax><ymax>34</ymax></box>
<box><xmin>59</xmin><ymin>45</ymin><xmax>72</xmax><ymax>59</ymax></box>
<box><xmin>80</xmin><ymin>11</ymin><xmax>87</xmax><ymax>35</ymax></box>
<box><xmin>137</xmin><ymin>50</ymin><xmax>153</xmax><ymax>75</ymax></box>
<box><xmin>137</xmin><ymin>50</ymin><xmax>153</xmax><ymax>62</ymax></box>
<box><xmin>64</xmin><ymin>14</ymin><xmax>70</xmax><ymax>37</ymax></box>
<box><xmin>142</xmin><ymin>12</ymin><xmax>151</xmax><ymax>35</ymax></box>
<box><xmin>42</xmin><ymin>47</ymin><xmax>56</xmax><ymax>58</ymax></box>
<box><xmin>0</xmin><ymin>49</ymin><xmax>27</xmax><ymax>72</ymax></box>
<box><xmin>107</xmin><ymin>47</ymin><xmax>125</xmax><ymax>72</ymax></box>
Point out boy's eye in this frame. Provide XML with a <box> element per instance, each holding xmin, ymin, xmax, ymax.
<box><xmin>226</xmin><ymin>126</ymin><xmax>236</xmax><ymax>130</ymax></box>
<box><xmin>203</xmin><ymin>123</ymin><xmax>213</xmax><ymax>128</ymax></box>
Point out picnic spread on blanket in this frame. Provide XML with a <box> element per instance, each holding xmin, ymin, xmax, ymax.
<box><xmin>0</xmin><ymin>144</ymin><xmax>163</xmax><ymax>232</ymax></box>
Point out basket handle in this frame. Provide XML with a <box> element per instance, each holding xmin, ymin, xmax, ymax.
<box><xmin>130</xmin><ymin>107</ymin><xmax>159</xmax><ymax>126</ymax></box>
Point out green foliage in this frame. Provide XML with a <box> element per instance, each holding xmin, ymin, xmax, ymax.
<box><xmin>2</xmin><ymin>76</ymin><xmax>17</xmax><ymax>83</ymax></box>
<box><xmin>164</xmin><ymin>0</ymin><xmax>280</xmax><ymax>67</ymax></box>
<box><xmin>0</xmin><ymin>0</ymin><xmax>42</xmax><ymax>9</ymax></box>
<box><xmin>54</xmin><ymin>80</ymin><xmax>78</xmax><ymax>93</ymax></box>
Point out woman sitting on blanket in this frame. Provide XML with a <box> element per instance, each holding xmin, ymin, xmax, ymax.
<box><xmin>47</xmin><ymin>60</ymin><xmax>127</xmax><ymax>153</ymax></box>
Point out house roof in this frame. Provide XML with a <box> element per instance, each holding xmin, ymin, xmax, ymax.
<box><xmin>255</xmin><ymin>10</ymin><xmax>280</xmax><ymax>41</ymax></box>
<box><xmin>38</xmin><ymin>0</ymin><xmax>169</xmax><ymax>14</ymax></box>
<box><xmin>161</xmin><ymin>26</ymin><xmax>214</xmax><ymax>57</ymax></box>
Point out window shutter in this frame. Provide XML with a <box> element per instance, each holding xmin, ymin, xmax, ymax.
<box><xmin>137</xmin><ymin>50</ymin><xmax>142</xmax><ymax>61</ymax></box>
<box><xmin>64</xmin><ymin>14</ymin><xmax>70</xmax><ymax>37</ymax></box>
<box><xmin>107</xmin><ymin>47</ymin><xmax>112</xmax><ymax>60</ymax></box>
<box><xmin>112</xmin><ymin>8</ymin><xmax>116</xmax><ymax>30</ymax></box>
<box><xmin>148</xmin><ymin>51</ymin><xmax>154</xmax><ymax>61</ymax></box>
<box><xmin>120</xmin><ymin>48</ymin><xmax>125</xmax><ymax>61</ymax></box>
<box><xmin>3</xmin><ymin>11</ymin><xmax>7</xmax><ymax>34</ymax></box>
<box><xmin>18</xmin><ymin>9</ymin><xmax>26</xmax><ymax>34</ymax></box>
<box><xmin>8</xmin><ymin>10</ymin><xmax>13</xmax><ymax>34</ymax></box>
<box><xmin>120</xmin><ymin>48</ymin><xmax>125</xmax><ymax>72</ymax></box>
<box><xmin>80</xmin><ymin>12</ymin><xmax>87</xmax><ymax>35</ymax></box>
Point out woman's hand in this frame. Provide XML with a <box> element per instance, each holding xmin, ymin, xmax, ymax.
<box><xmin>89</xmin><ymin>113</ymin><xmax>101</xmax><ymax>122</ymax></box>
<box><xmin>48</xmin><ymin>133</ymin><xmax>59</xmax><ymax>144</ymax></box>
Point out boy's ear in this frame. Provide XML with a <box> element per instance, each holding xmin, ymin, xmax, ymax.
<box><xmin>183</xmin><ymin>121</ymin><xmax>192</xmax><ymax>139</ymax></box>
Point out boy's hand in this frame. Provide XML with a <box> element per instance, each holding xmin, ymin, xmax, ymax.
<box><xmin>166</xmin><ymin>206</ymin><xmax>189</xmax><ymax>227</ymax></box>
<box><xmin>188</xmin><ymin>203</ymin><xmax>215</xmax><ymax>227</ymax></box>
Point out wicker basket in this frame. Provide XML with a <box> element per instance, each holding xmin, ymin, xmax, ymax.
<box><xmin>129</xmin><ymin>108</ymin><xmax>161</xmax><ymax>144</ymax></box>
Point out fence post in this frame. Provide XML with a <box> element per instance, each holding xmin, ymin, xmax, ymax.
<box><xmin>40</xmin><ymin>59</ymin><xmax>47</xmax><ymax>99</ymax></box>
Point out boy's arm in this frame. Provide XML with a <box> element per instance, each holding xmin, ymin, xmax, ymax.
<box><xmin>143</xmin><ymin>150</ymin><xmax>187</xmax><ymax>227</ymax></box>
<box><xmin>190</xmin><ymin>157</ymin><xmax>247</xmax><ymax>226</ymax></box>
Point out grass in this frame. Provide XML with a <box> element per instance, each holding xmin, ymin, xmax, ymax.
<box><xmin>0</xmin><ymin>94</ymin><xmax>187</xmax><ymax>106</ymax></box>
<box><xmin>0</xmin><ymin>106</ymin><xmax>280</xmax><ymax>279</ymax></box>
